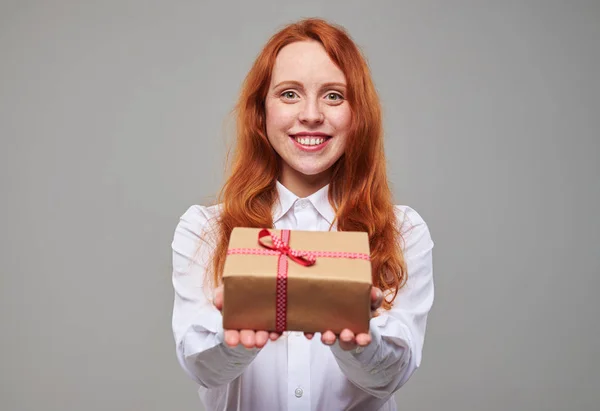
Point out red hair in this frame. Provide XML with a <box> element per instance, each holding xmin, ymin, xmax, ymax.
<box><xmin>210</xmin><ymin>18</ymin><xmax>407</xmax><ymax>309</ymax></box>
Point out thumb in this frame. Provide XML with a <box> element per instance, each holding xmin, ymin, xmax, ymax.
<box><xmin>213</xmin><ymin>285</ymin><xmax>224</xmax><ymax>311</ymax></box>
<box><xmin>371</xmin><ymin>287</ymin><xmax>383</xmax><ymax>310</ymax></box>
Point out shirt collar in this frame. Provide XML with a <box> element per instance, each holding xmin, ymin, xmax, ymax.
<box><xmin>274</xmin><ymin>181</ymin><xmax>336</xmax><ymax>225</ymax></box>
<box><xmin>273</xmin><ymin>181</ymin><xmax>297</xmax><ymax>223</ymax></box>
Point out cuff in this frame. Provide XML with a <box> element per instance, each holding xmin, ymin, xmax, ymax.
<box><xmin>216</xmin><ymin>329</ymin><xmax>261</xmax><ymax>365</ymax></box>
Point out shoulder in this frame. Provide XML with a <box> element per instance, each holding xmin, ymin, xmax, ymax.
<box><xmin>394</xmin><ymin>204</ymin><xmax>427</xmax><ymax>231</ymax></box>
<box><xmin>178</xmin><ymin>204</ymin><xmax>222</xmax><ymax>231</ymax></box>
<box><xmin>393</xmin><ymin>204</ymin><xmax>434</xmax><ymax>256</ymax></box>
<box><xmin>172</xmin><ymin>204</ymin><xmax>223</xmax><ymax>255</ymax></box>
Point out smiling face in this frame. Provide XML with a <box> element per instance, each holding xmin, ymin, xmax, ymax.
<box><xmin>265</xmin><ymin>40</ymin><xmax>351</xmax><ymax>196</ymax></box>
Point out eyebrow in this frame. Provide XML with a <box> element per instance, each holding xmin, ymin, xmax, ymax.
<box><xmin>273</xmin><ymin>80</ymin><xmax>347</xmax><ymax>90</ymax></box>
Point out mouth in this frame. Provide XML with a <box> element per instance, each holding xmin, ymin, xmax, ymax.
<box><xmin>289</xmin><ymin>133</ymin><xmax>331</xmax><ymax>150</ymax></box>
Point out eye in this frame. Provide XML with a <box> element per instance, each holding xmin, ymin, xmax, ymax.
<box><xmin>281</xmin><ymin>91</ymin><xmax>299</xmax><ymax>100</ymax></box>
<box><xmin>325</xmin><ymin>92</ymin><xmax>343</xmax><ymax>101</ymax></box>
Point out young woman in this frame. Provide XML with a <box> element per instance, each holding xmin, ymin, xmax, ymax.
<box><xmin>171</xmin><ymin>18</ymin><xmax>434</xmax><ymax>411</ymax></box>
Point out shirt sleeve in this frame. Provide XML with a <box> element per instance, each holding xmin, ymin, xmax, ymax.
<box><xmin>171</xmin><ymin>205</ymin><xmax>260</xmax><ymax>388</ymax></box>
<box><xmin>330</xmin><ymin>205</ymin><xmax>435</xmax><ymax>399</ymax></box>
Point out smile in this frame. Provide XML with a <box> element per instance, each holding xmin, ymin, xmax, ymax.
<box><xmin>294</xmin><ymin>136</ymin><xmax>327</xmax><ymax>146</ymax></box>
<box><xmin>289</xmin><ymin>134</ymin><xmax>331</xmax><ymax>151</ymax></box>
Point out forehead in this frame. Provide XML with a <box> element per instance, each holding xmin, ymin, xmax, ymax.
<box><xmin>270</xmin><ymin>40</ymin><xmax>346</xmax><ymax>86</ymax></box>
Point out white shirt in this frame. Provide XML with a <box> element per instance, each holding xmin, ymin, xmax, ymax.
<box><xmin>171</xmin><ymin>182</ymin><xmax>434</xmax><ymax>411</ymax></box>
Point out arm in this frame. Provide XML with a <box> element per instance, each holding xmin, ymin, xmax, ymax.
<box><xmin>171</xmin><ymin>205</ymin><xmax>259</xmax><ymax>388</ymax></box>
<box><xmin>330</xmin><ymin>206</ymin><xmax>435</xmax><ymax>398</ymax></box>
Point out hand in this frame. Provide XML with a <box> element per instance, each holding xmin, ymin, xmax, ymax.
<box><xmin>305</xmin><ymin>286</ymin><xmax>384</xmax><ymax>351</ymax></box>
<box><xmin>213</xmin><ymin>285</ymin><xmax>282</xmax><ymax>349</ymax></box>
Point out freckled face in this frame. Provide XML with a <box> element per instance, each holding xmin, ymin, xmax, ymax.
<box><xmin>265</xmin><ymin>41</ymin><xmax>351</xmax><ymax>186</ymax></box>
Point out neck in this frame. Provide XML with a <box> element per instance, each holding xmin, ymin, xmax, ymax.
<box><xmin>279</xmin><ymin>164</ymin><xmax>331</xmax><ymax>198</ymax></box>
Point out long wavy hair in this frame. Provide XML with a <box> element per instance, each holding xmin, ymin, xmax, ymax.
<box><xmin>210</xmin><ymin>18</ymin><xmax>407</xmax><ymax>309</ymax></box>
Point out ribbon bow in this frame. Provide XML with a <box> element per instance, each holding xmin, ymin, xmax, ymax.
<box><xmin>258</xmin><ymin>229</ymin><xmax>316</xmax><ymax>266</ymax></box>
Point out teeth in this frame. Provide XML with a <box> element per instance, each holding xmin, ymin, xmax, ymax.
<box><xmin>295</xmin><ymin>136</ymin><xmax>326</xmax><ymax>146</ymax></box>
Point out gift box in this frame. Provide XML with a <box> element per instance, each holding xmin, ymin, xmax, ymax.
<box><xmin>222</xmin><ymin>227</ymin><xmax>372</xmax><ymax>334</ymax></box>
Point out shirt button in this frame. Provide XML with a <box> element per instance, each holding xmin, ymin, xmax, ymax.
<box><xmin>294</xmin><ymin>387</ymin><xmax>303</xmax><ymax>398</ymax></box>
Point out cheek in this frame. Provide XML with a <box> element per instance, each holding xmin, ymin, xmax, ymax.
<box><xmin>266</xmin><ymin>101</ymin><xmax>296</xmax><ymax>133</ymax></box>
<box><xmin>329</xmin><ymin>106</ymin><xmax>352</xmax><ymax>134</ymax></box>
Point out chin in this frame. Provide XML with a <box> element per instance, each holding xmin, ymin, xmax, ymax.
<box><xmin>291</xmin><ymin>164</ymin><xmax>335</xmax><ymax>177</ymax></box>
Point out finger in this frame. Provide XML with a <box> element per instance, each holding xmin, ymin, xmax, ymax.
<box><xmin>304</xmin><ymin>333</ymin><xmax>314</xmax><ymax>340</ymax></box>
<box><xmin>355</xmin><ymin>332</ymin><xmax>372</xmax><ymax>346</ymax></box>
<box><xmin>224</xmin><ymin>330</ymin><xmax>239</xmax><ymax>347</ymax></box>
<box><xmin>269</xmin><ymin>332</ymin><xmax>281</xmax><ymax>341</ymax></box>
<box><xmin>213</xmin><ymin>286</ymin><xmax>224</xmax><ymax>311</ymax></box>
<box><xmin>321</xmin><ymin>330</ymin><xmax>336</xmax><ymax>345</ymax></box>
<box><xmin>254</xmin><ymin>331</ymin><xmax>269</xmax><ymax>348</ymax></box>
<box><xmin>339</xmin><ymin>329</ymin><xmax>356</xmax><ymax>351</ymax></box>
<box><xmin>239</xmin><ymin>330</ymin><xmax>255</xmax><ymax>348</ymax></box>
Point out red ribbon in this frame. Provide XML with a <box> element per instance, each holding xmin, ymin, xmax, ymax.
<box><xmin>257</xmin><ymin>228</ymin><xmax>316</xmax><ymax>267</ymax></box>
<box><xmin>258</xmin><ymin>229</ymin><xmax>315</xmax><ymax>332</ymax></box>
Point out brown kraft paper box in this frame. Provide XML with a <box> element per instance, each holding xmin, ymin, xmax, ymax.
<box><xmin>222</xmin><ymin>227</ymin><xmax>372</xmax><ymax>334</ymax></box>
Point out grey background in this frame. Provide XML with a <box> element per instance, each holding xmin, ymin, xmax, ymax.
<box><xmin>1</xmin><ymin>1</ymin><xmax>599</xmax><ymax>410</ymax></box>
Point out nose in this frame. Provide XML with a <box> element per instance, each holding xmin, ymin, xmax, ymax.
<box><xmin>298</xmin><ymin>99</ymin><xmax>324</xmax><ymax>125</ymax></box>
